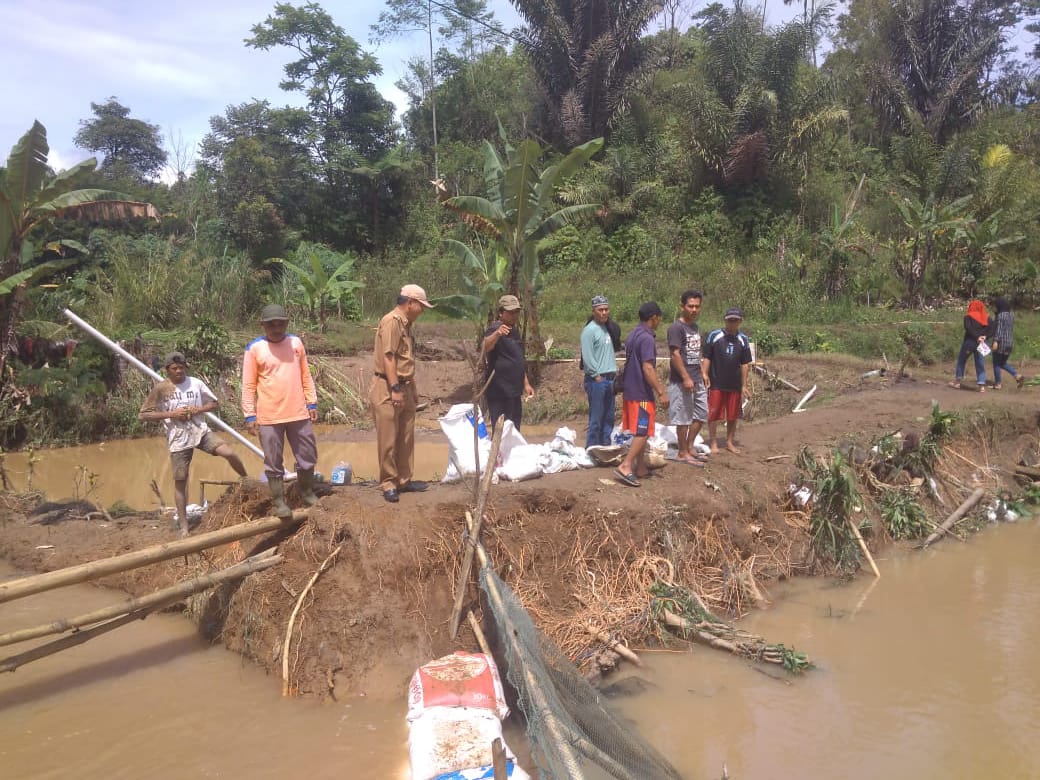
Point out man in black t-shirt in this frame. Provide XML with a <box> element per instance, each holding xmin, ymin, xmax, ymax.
<box><xmin>702</xmin><ymin>307</ymin><xmax>753</xmax><ymax>454</ymax></box>
<box><xmin>483</xmin><ymin>294</ymin><xmax>535</xmax><ymax>431</ymax></box>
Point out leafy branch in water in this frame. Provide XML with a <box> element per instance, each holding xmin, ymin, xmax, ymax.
<box><xmin>650</xmin><ymin>582</ymin><xmax>812</xmax><ymax>673</ymax></box>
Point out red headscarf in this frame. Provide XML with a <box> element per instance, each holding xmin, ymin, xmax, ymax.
<box><xmin>966</xmin><ymin>300</ymin><xmax>988</xmax><ymax>327</ymax></box>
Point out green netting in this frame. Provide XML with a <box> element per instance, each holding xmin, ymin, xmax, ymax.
<box><xmin>479</xmin><ymin>565</ymin><xmax>685</xmax><ymax>780</ymax></box>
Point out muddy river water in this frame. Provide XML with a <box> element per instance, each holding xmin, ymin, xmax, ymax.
<box><xmin>2</xmin><ymin>447</ymin><xmax>1039</xmax><ymax>778</ymax></box>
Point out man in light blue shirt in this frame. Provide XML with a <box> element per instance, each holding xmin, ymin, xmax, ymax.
<box><xmin>580</xmin><ymin>295</ymin><xmax>618</xmax><ymax>447</ymax></box>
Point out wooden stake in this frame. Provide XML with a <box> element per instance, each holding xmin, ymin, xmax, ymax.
<box><xmin>582</xmin><ymin>622</ymin><xmax>643</xmax><ymax>667</ymax></box>
<box><xmin>847</xmin><ymin>516</ymin><xmax>881</xmax><ymax>579</ymax></box>
<box><xmin>449</xmin><ymin>424</ymin><xmax>504</xmax><ymax>638</ymax></box>
<box><xmin>492</xmin><ymin>738</ymin><xmax>508</xmax><ymax>780</ymax></box>
<box><xmin>467</xmin><ymin>610</ymin><xmax>492</xmax><ymax>657</ymax></box>
<box><xmin>282</xmin><ymin>544</ymin><xmax>342</xmax><ymax>696</ymax></box>
<box><xmin>752</xmin><ymin>364</ymin><xmax>801</xmax><ymax>392</ymax></box>
<box><xmin>923</xmin><ymin>487</ymin><xmax>985</xmax><ymax>548</ymax></box>
<box><xmin>0</xmin><ymin>510</ymin><xmax>307</xmax><ymax>605</ymax></box>
<box><xmin>0</xmin><ymin>550</ymin><xmax>281</xmax><ymax>649</ymax></box>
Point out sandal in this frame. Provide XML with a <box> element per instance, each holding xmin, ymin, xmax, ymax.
<box><xmin>978</xmin><ymin>385</ymin><xmax>986</xmax><ymax>393</ymax></box>
<box><xmin>993</xmin><ymin>384</ymin><xmax>1002</xmax><ymax>390</ymax></box>
<box><xmin>613</xmin><ymin>469</ymin><xmax>641</xmax><ymax>488</ymax></box>
<box><xmin>947</xmin><ymin>381</ymin><xmax>961</xmax><ymax>389</ymax></box>
<box><xmin>1017</xmin><ymin>375</ymin><xmax>1026</xmax><ymax>389</ymax></box>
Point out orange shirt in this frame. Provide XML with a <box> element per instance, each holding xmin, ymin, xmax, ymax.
<box><xmin>241</xmin><ymin>334</ymin><xmax>316</xmax><ymax>425</ymax></box>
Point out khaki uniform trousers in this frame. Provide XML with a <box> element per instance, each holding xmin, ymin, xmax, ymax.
<box><xmin>370</xmin><ymin>378</ymin><xmax>416</xmax><ymax>491</ymax></box>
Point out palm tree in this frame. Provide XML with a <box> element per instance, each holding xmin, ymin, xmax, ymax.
<box><xmin>512</xmin><ymin>0</ymin><xmax>661</xmax><ymax>148</ymax></box>
<box><xmin>0</xmin><ymin>121</ymin><xmax>159</xmax><ymax>382</ymax></box>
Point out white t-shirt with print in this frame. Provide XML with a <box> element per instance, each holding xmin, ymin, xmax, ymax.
<box><xmin>157</xmin><ymin>377</ymin><xmax>216</xmax><ymax>452</ymax></box>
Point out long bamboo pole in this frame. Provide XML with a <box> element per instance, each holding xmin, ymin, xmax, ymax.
<box><xmin>847</xmin><ymin>517</ymin><xmax>881</xmax><ymax>578</ymax></box>
<box><xmin>0</xmin><ymin>510</ymin><xmax>307</xmax><ymax>604</ymax></box>
<box><xmin>923</xmin><ymin>488</ymin><xmax>985</xmax><ymax>548</ymax></box>
<box><xmin>449</xmin><ymin>424</ymin><xmax>504</xmax><ymax>638</ymax></box>
<box><xmin>0</xmin><ymin>608</ymin><xmax>154</xmax><ymax>674</ymax></box>
<box><xmin>0</xmin><ymin>551</ymin><xmax>282</xmax><ymax>648</ymax></box>
<box><xmin>62</xmin><ymin>308</ymin><xmax>265</xmax><ymax>461</ymax></box>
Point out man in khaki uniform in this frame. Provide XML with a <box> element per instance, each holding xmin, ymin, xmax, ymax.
<box><xmin>371</xmin><ymin>284</ymin><xmax>434</xmax><ymax>502</ymax></box>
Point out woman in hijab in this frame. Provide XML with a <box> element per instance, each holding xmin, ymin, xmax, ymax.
<box><xmin>949</xmin><ymin>299</ymin><xmax>992</xmax><ymax>392</ymax></box>
<box><xmin>991</xmin><ymin>296</ymin><xmax>1024</xmax><ymax>389</ymax></box>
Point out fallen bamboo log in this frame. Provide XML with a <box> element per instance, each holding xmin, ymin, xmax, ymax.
<box><xmin>0</xmin><ymin>607</ymin><xmax>155</xmax><ymax>674</ymax></box>
<box><xmin>752</xmin><ymin>364</ymin><xmax>801</xmax><ymax>392</ymax></box>
<box><xmin>923</xmin><ymin>488</ymin><xmax>985</xmax><ymax>548</ymax></box>
<box><xmin>1013</xmin><ymin>465</ymin><xmax>1040</xmax><ymax>481</ymax></box>
<box><xmin>0</xmin><ymin>510</ymin><xmax>307</xmax><ymax>604</ymax></box>
<box><xmin>449</xmin><ymin>424</ymin><xmax>504</xmax><ymax>638</ymax></box>
<box><xmin>0</xmin><ymin>550</ymin><xmax>282</xmax><ymax>649</ymax></box>
<box><xmin>582</xmin><ymin>622</ymin><xmax>643</xmax><ymax>668</ymax></box>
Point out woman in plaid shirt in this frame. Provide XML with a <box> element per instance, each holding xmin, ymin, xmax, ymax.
<box><xmin>991</xmin><ymin>296</ymin><xmax>1025</xmax><ymax>389</ymax></box>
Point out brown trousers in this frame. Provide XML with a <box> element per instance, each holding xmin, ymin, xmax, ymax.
<box><xmin>370</xmin><ymin>379</ymin><xmax>416</xmax><ymax>491</ymax></box>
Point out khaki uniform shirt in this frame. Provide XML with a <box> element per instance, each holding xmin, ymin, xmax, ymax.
<box><xmin>373</xmin><ymin>308</ymin><xmax>414</xmax><ymax>380</ymax></box>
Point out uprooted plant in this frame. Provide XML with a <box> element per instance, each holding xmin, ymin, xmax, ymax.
<box><xmin>796</xmin><ymin>445</ymin><xmax>863</xmax><ymax>573</ymax></box>
<box><xmin>879</xmin><ymin>488</ymin><xmax>930</xmax><ymax>540</ymax></box>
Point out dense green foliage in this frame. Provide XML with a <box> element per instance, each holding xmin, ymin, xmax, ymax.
<box><xmin>4</xmin><ymin>0</ymin><xmax>1040</xmax><ymax>447</ymax></box>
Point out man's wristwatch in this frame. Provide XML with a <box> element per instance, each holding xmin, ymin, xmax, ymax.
<box><xmin>391</xmin><ymin>383</ymin><xmax>402</xmax><ymax>392</ymax></box>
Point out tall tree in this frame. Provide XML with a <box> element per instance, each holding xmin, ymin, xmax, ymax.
<box><xmin>512</xmin><ymin>0</ymin><xmax>663</xmax><ymax>147</ymax></box>
<box><xmin>834</xmin><ymin>0</ymin><xmax>1025</xmax><ymax>145</ymax></box>
<box><xmin>372</xmin><ymin>0</ymin><xmax>505</xmax><ymax>178</ymax></box>
<box><xmin>247</xmin><ymin>2</ymin><xmax>397</xmax><ymax>173</ymax></box>
<box><xmin>73</xmin><ymin>98</ymin><xmax>168</xmax><ymax>182</ymax></box>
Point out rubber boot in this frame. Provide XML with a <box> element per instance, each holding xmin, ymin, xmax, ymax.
<box><xmin>267</xmin><ymin>476</ymin><xmax>293</xmax><ymax>519</ymax></box>
<box><xmin>296</xmin><ymin>467</ymin><xmax>320</xmax><ymax>507</ymax></box>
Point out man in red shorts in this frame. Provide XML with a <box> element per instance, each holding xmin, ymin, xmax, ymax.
<box><xmin>615</xmin><ymin>302</ymin><xmax>669</xmax><ymax>487</ymax></box>
<box><xmin>702</xmin><ymin>307</ymin><xmax>753</xmax><ymax>454</ymax></box>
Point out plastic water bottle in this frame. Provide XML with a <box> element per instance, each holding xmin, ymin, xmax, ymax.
<box><xmin>330</xmin><ymin>461</ymin><xmax>352</xmax><ymax>485</ymax></box>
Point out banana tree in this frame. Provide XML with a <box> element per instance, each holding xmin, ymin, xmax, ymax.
<box><xmin>1</xmin><ymin>121</ymin><xmax>159</xmax><ymax>381</ymax></box>
<box><xmin>890</xmin><ymin>189</ymin><xmax>972</xmax><ymax>305</ymax></box>
<box><xmin>276</xmin><ymin>242</ymin><xmax>364</xmax><ymax>332</ymax></box>
<box><xmin>443</xmin><ymin>126</ymin><xmax>602</xmax><ymax>363</ymax></box>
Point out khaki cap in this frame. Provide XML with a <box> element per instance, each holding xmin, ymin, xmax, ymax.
<box><xmin>400</xmin><ymin>284</ymin><xmax>434</xmax><ymax>308</ymax></box>
<box><xmin>498</xmin><ymin>294</ymin><xmax>521</xmax><ymax>311</ymax></box>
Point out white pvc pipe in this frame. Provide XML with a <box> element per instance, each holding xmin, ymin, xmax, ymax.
<box><xmin>63</xmin><ymin>308</ymin><xmax>265</xmax><ymax>462</ymax></box>
<box><xmin>792</xmin><ymin>384</ymin><xmax>817</xmax><ymax>413</ymax></box>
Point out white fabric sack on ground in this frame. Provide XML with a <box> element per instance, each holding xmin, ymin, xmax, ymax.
<box><xmin>496</xmin><ymin>444</ymin><xmax>545</xmax><ymax>482</ymax></box>
<box><xmin>439</xmin><ymin>404</ymin><xmax>492</xmax><ymax>483</ymax></box>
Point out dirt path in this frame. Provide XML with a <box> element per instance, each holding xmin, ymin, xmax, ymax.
<box><xmin>1</xmin><ymin>352</ymin><xmax>1036</xmax><ymax>698</ymax></box>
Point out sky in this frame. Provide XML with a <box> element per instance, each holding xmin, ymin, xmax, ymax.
<box><xmin>0</xmin><ymin>0</ymin><xmax>804</xmax><ymax>179</ymax></box>
<box><xmin>1</xmin><ymin>0</ymin><xmax>526</xmax><ymax>177</ymax></box>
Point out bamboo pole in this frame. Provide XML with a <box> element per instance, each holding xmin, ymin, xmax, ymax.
<box><xmin>282</xmin><ymin>544</ymin><xmax>342</xmax><ymax>696</ymax></box>
<box><xmin>492</xmin><ymin>738</ymin><xmax>508</xmax><ymax>780</ymax></box>
<box><xmin>0</xmin><ymin>551</ymin><xmax>282</xmax><ymax>648</ymax></box>
<box><xmin>923</xmin><ymin>488</ymin><xmax>985</xmax><ymax>548</ymax></box>
<box><xmin>582</xmin><ymin>622</ymin><xmax>643</xmax><ymax>667</ymax></box>
<box><xmin>467</xmin><ymin>610</ymin><xmax>492</xmax><ymax>657</ymax></box>
<box><xmin>63</xmin><ymin>308</ymin><xmax>265</xmax><ymax>462</ymax></box>
<box><xmin>0</xmin><ymin>607</ymin><xmax>154</xmax><ymax>674</ymax></box>
<box><xmin>0</xmin><ymin>510</ymin><xmax>307</xmax><ymax>604</ymax></box>
<box><xmin>449</xmin><ymin>424</ymin><xmax>504</xmax><ymax>638</ymax></box>
<box><xmin>752</xmin><ymin>363</ymin><xmax>801</xmax><ymax>392</ymax></box>
<box><xmin>847</xmin><ymin>516</ymin><xmax>881</xmax><ymax>578</ymax></box>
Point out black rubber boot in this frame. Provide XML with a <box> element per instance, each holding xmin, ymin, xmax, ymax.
<box><xmin>267</xmin><ymin>476</ymin><xmax>293</xmax><ymax>519</ymax></box>
<box><xmin>296</xmin><ymin>468</ymin><xmax>320</xmax><ymax>507</ymax></box>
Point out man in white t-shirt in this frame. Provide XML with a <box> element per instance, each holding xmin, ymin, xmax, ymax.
<box><xmin>139</xmin><ymin>352</ymin><xmax>247</xmax><ymax>536</ymax></box>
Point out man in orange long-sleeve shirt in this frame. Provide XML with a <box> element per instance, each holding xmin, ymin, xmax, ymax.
<box><xmin>242</xmin><ymin>304</ymin><xmax>319</xmax><ymax>518</ymax></box>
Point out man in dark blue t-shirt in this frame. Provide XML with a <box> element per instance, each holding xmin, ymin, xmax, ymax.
<box><xmin>615</xmin><ymin>302</ymin><xmax>669</xmax><ymax>488</ymax></box>
<box><xmin>483</xmin><ymin>294</ymin><xmax>535</xmax><ymax>431</ymax></box>
<box><xmin>702</xmin><ymin>307</ymin><xmax>753</xmax><ymax>454</ymax></box>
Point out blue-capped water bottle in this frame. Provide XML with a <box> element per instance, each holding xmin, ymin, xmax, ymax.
<box><xmin>330</xmin><ymin>461</ymin><xmax>352</xmax><ymax>485</ymax></box>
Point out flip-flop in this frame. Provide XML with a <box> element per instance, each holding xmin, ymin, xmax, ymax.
<box><xmin>613</xmin><ymin>469</ymin><xmax>641</xmax><ymax>487</ymax></box>
<box><xmin>683</xmin><ymin>458</ymin><xmax>706</xmax><ymax>467</ymax></box>
<box><xmin>947</xmin><ymin>381</ymin><xmax>961</xmax><ymax>389</ymax></box>
<box><xmin>1017</xmin><ymin>375</ymin><xmax>1026</xmax><ymax>388</ymax></box>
